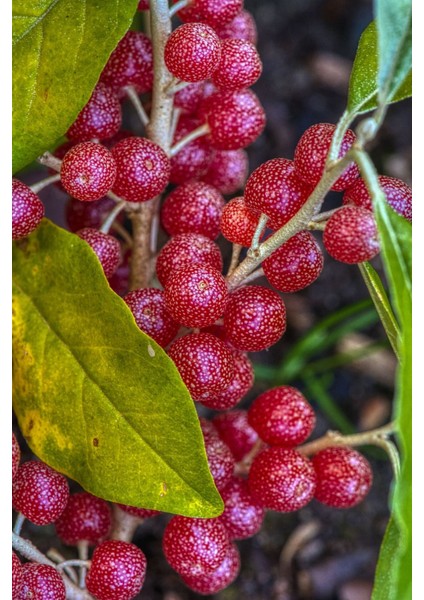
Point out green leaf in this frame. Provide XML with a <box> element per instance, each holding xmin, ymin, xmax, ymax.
<box><xmin>358</xmin><ymin>262</ymin><xmax>400</xmax><ymax>358</ymax></box>
<box><xmin>12</xmin><ymin>220</ymin><xmax>223</xmax><ymax>518</ymax></box>
<box><xmin>347</xmin><ymin>21</ymin><xmax>411</xmax><ymax>115</ymax></box>
<box><xmin>375</xmin><ymin>0</ymin><xmax>412</xmax><ymax>104</ymax></box>
<box><xmin>371</xmin><ymin>517</ymin><xmax>404</xmax><ymax>599</ymax></box>
<box><xmin>12</xmin><ymin>0</ymin><xmax>138</xmax><ymax>174</ymax></box>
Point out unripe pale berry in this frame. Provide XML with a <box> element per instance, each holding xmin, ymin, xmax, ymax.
<box><xmin>76</xmin><ymin>228</ymin><xmax>121</xmax><ymax>278</ymax></box>
<box><xmin>85</xmin><ymin>540</ymin><xmax>147</xmax><ymax>600</ymax></box>
<box><xmin>18</xmin><ymin>563</ymin><xmax>66</xmax><ymax>600</ymax></box>
<box><xmin>181</xmin><ymin>542</ymin><xmax>240</xmax><ymax>594</ymax></box>
<box><xmin>220</xmin><ymin>196</ymin><xmax>260</xmax><ymax>247</ymax></box>
<box><xmin>248</xmin><ymin>385</ymin><xmax>316</xmax><ymax>446</ymax></box>
<box><xmin>213</xmin><ymin>409</ymin><xmax>259</xmax><ymax>461</ymax></box>
<box><xmin>262</xmin><ymin>231</ymin><xmax>324</xmax><ymax>292</ymax></box>
<box><xmin>111</xmin><ymin>137</ymin><xmax>171</xmax><ymax>202</ymax></box>
<box><xmin>200</xmin><ymin>349</ymin><xmax>254</xmax><ymax>410</ymax></box>
<box><xmin>124</xmin><ymin>288</ymin><xmax>180</xmax><ymax>348</ymax></box>
<box><xmin>67</xmin><ymin>83</ymin><xmax>122</xmax><ymax>143</ymax></box>
<box><xmin>60</xmin><ymin>142</ymin><xmax>117</xmax><ymax>202</ymax></box>
<box><xmin>244</xmin><ymin>158</ymin><xmax>312</xmax><ymax>230</ymax></box>
<box><xmin>12</xmin><ymin>179</ymin><xmax>45</xmax><ymax>240</ymax></box>
<box><xmin>312</xmin><ymin>446</ymin><xmax>373</xmax><ymax>508</ymax></box>
<box><xmin>202</xmin><ymin>148</ymin><xmax>249</xmax><ymax>195</ymax></box>
<box><xmin>163</xmin><ymin>515</ymin><xmax>230</xmax><ymax>577</ymax></box>
<box><xmin>161</xmin><ymin>181</ymin><xmax>224</xmax><ymax>240</ymax></box>
<box><xmin>343</xmin><ymin>175</ymin><xmax>412</xmax><ymax>222</ymax></box>
<box><xmin>223</xmin><ymin>285</ymin><xmax>287</xmax><ymax>352</ymax></box>
<box><xmin>214</xmin><ymin>9</ymin><xmax>258</xmax><ymax>44</ymax></box>
<box><xmin>217</xmin><ymin>477</ymin><xmax>265</xmax><ymax>540</ymax></box>
<box><xmin>170</xmin><ymin>117</ymin><xmax>212</xmax><ymax>185</ymax></box>
<box><xmin>323</xmin><ymin>205</ymin><xmax>380</xmax><ymax>264</ymax></box>
<box><xmin>248</xmin><ymin>447</ymin><xmax>316</xmax><ymax>512</ymax></box>
<box><xmin>293</xmin><ymin>123</ymin><xmax>360</xmax><ymax>191</ymax></box>
<box><xmin>212</xmin><ymin>38</ymin><xmax>262</xmax><ymax>90</ymax></box>
<box><xmin>13</xmin><ymin>461</ymin><xmax>69</xmax><ymax>526</ymax></box>
<box><xmin>55</xmin><ymin>492</ymin><xmax>112</xmax><ymax>546</ymax></box>
<box><xmin>164</xmin><ymin>23</ymin><xmax>222</xmax><ymax>83</ymax></box>
<box><xmin>12</xmin><ymin>433</ymin><xmax>21</xmax><ymax>480</ymax></box>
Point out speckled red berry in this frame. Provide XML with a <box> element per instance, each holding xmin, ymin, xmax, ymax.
<box><xmin>200</xmin><ymin>349</ymin><xmax>254</xmax><ymax>410</ymax></box>
<box><xmin>18</xmin><ymin>563</ymin><xmax>66</xmax><ymax>600</ymax></box>
<box><xmin>214</xmin><ymin>9</ymin><xmax>258</xmax><ymax>44</ymax></box>
<box><xmin>174</xmin><ymin>0</ymin><xmax>243</xmax><ymax>28</ymax></box>
<box><xmin>168</xmin><ymin>332</ymin><xmax>234</xmax><ymax>401</ymax></box>
<box><xmin>248</xmin><ymin>386</ymin><xmax>316</xmax><ymax>447</ymax></box>
<box><xmin>201</xmin><ymin>420</ymin><xmax>235</xmax><ymax>491</ymax></box>
<box><xmin>343</xmin><ymin>175</ymin><xmax>412</xmax><ymax>222</ymax></box>
<box><xmin>312</xmin><ymin>446</ymin><xmax>373</xmax><ymax>508</ymax></box>
<box><xmin>55</xmin><ymin>492</ymin><xmax>111</xmax><ymax>546</ymax></box>
<box><xmin>12</xmin><ymin>179</ymin><xmax>44</xmax><ymax>240</ymax></box>
<box><xmin>182</xmin><ymin>541</ymin><xmax>240</xmax><ymax>594</ymax></box>
<box><xmin>111</xmin><ymin>137</ymin><xmax>170</xmax><ymax>202</ymax></box>
<box><xmin>60</xmin><ymin>142</ymin><xmax>117</xmax><ymax>202</ymax></box>
<box><xmin>12</xmin><ymin>551</ymin><xmax>23</xmax><ymax>598</ymax></box>
<box><xmin>107</xmin><ymin>248</ymin><xmax>130</xmax><ymax>296</ymax></box>
<box><xmin>224</xmin><ymin>285</ymin><xmax>286</xmax><ymax>352</ymax></box>
<box><xmin>124</xmin><ymin>288</ymin><xmax>179</xmax><ymax>347</ymax></box>
<box><xmin>263</xmin><ymin>231</ymin><xmax>324</xmax><ymax>292</ymax></box>
<box><xmin>323</xmin><ymin>205</ymin><xmax>380</xmax><ymax>264</ymax></box>
<box><xmin>220</xmin><ymin>196</ymin><xmax>260</xmax><ymax>247</ymax></box>
<box><xmin>13</xmin><ymin>461</ymin><xmax>69</xmax><ymax>526</ymax></box>
<box><xmin>170</xmin><ymin>117</ymin><xmax>212</xmax><ymax>185</ymax></box>
<box><xmin>213</xmin><ymin>409</ymin><xmax>259</xmax><ymax>461</ymax></box>
<box><xmin>206</xmin><ymin>88</ymin><xmax>266</xmax><ymax>150</ymax></box>
<box><xmin>165</xmin><ymin>23</ymin><xmax>222</xmax><ymax>82</ymax></box>
<box><xmin>86</xmin><ymin>540</ymin><xmax>147</xmax><ymax>600</ymax></box>
<box><xmin>156</xmin><ymin>233</ymin><xmax>223</xmax><ymax>287</ymax></box>
<box><xmin>163</xmin><ymin>516</ymin><xmax>230</xmax><ymax>577</ymax></box>
<box><xmin>67</xmin><ymin>83</ymin><xmax>122</xmax><ymax>143</ymax></box>
<box><xmin>12</xmin><ymin>433</ymin><xmax>21</xmax><ymax>480</ymax></box>
<box><xmin>293</xmin><ymin>123</ymin><xmax>360</xmax><ymax>192</ymax></box>
<box><xmin>174</xmin><ymin>81</ymin><xmax>205</xmax><ymax>114</ymax></box>
<box><xmin>116</xmin><ymin>504</ymin><xmax>160</xmax><ymax>519</ymax></box>
<box><xmin>65</xmin><ymin>196</ymin><xmax>118</xmax><ymax>232</ymax></box>
<box><xmin>244</xmin><ymin>158</ymin><xmax>312</xmax><ymax>230</ymax></box>
<box><xmin>217</xmin><ymin>477</ymin><xmax>265</xmax><ymax>539</ymax></box>
<box><xmin>100</xmin><ymin>30</ymin><xmax>153</xmax><ymax>95</ymax></box>
<box><xmin>202</xmin><ymin>148</ymin><xmax>248</xmax><ymax>194</ymax></box>
<box><xmin>248</xmin><ymin>447</ymin><xmax>316</xmax><ymax>512</ymax></box>
<box><xmin>161</xmin><ymin>181</ymin><xmax>224</xmax><ymax>240</ymax></box>
<box><xmin>76</xmin><ymin>228</ymin><xmax>121</xmax><ymax>278</ymax></box>
<box><xmin>212</xmin><ymin>39</ymin><xmax>262</xmax><ymax>90</ymax></box>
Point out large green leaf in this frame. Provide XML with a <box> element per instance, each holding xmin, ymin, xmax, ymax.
<box><xmin>12</xmin><ymin>0</ymin><xmax>138</xmax><ymax>173</ymax></box>
<box><xmin>347</xmin><ymin>21</ymin><xmax>411</xmax><ymax>115</ymax></box>
<box><xmin>12</xmin><ymin>220</ymin><xmax>223</xmax><ymax>518</ymax></box>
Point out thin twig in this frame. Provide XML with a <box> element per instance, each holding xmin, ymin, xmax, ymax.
<box><xmin>248</xmin><ymin>214</ymin><xmax>268</xmax><ymax>255</ymax></box>
<box><xmin>47</xmin><ymin>548</ymin><xmax>79</xmax><ymax>584</ymax></box>
<box><xmin>242</xmin><ymin>267</ymin><xmax>265</xmax><ymax>285</ymax></box>
<box><xmin>38</xmin><ymin>151</ymin><xmax>62</xmax><ymax>172</ymax></box>
<box><xmin>227</xmin><ymin>244</ymin><xmax>242</xmax><ymax>277</ymax></box>
<box><xmin>125</xmin><ymin>86</ymin><xmax>150</xmax><ymax>127</ymax></box>
<box><xmin>13</xmin><ymin>513</ymin><xmax>25</xmax><ymax>536</ymax></box>
<box><xmin>169</xmin><ymin>0</ymin><xmax>189</xmax><ymax>18</ymax></box>
<box><xmin>30</xmin><ymin>173</ymin><xmax>61</xmax><ymax>194</ymax></box>
<box><xmin>169</xmin><ymin>124</ymin><xmax>210</xmax><ymax>157</ymax></box>
<box><xmin>100</xmin><ymin>201</ymin><xmax>126</xmax><ymax>234</ymax></box>
<box><xmin>110</xmin><ymin>505</ymin><xmax>144</xmax><ymax>542</ymax></box>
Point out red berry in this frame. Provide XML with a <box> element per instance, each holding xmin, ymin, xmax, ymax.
<box><xmin>293</xmin><ymin>123</ymin><xmax>360</xmax><ymax>192</ymax></box>
<box><xmin>60</xmin><ymin>142</ymin><xmax>117</xmax><ymax>202</ymax></box>
<box><xmin>224</xmin><ymin>285</ymin><xmax>286</xmax><ymax>352</ymax></box>
<box><xmin>67</xmin><ymin>83</ymin><xmax>122</xmax><ymax>143</ymax></box>
<box><xmin>200</xmin><ymin>349</ymin><xmax>254</xmax><ymax>410</ymax></box>
<box><xmin>244</xmin><ymin>158</ymin><xmax>312</xmax><ymax>230</ymax></box>
<box><xmin>170</xmin><ymin>117</ymin><xmax>212</xmax><ymax>185</ymax></box>
<box><xmin>12</xmin><ymin>179</ymin><xmax>44</xmax><ymax>240</ymax></box>
<box><xmin>65</xmin><ymin>196</ymin><xmax>118</xmax><ymax>232</ymax></box>
<box><xmin>13</xmin><ymin>461</ymin><xmax>69</xmax><ymax>526</ymax></box>
<box><xmin>248</xmin><ymin>447</ymin><xmax>316</xmax><ymax>512</ymax></box>
<box><xmin>156</xmin><ymin>233</ymin><xmax>223</xmax><ymax>287</ymax></box>
<box><xmin>182</xmin><ymin>541</ymin><xmax>240</xmax><ymax>594</ymax></box>
<box><xmin>343</xmin><ymin>175</ymin><xmax>412</xmax><ymax>222</ymax></box>
<box><xmin>214</xmin><ymin>9</ymin><xmax>258</xmax><ymax>44</ymax></box>
<box><xmin>201</xmin><ymin>420</ymin><xmax>235</xmax><ymax>491</ymax></box>
<box><xmin>76</xmin><ymin>228</ymin><xmax>121</xmax><ymax>278</ymax></box>
<box><xmin>107</xmin><ymin>249</ymin><xmax>130</xmax><ymax>296</ymax></box>
<box><xmin>111</xmin><ymin>137</ymin><xmax>170</xmax><ymax>202</ymax></box>
<box><xmin>161</xmin><ymin>181</ymin><xmax>224</xmax><ymax>240</ymax></box>
<box><xmin>312</xmin><ymin>446</ymin><xmax>373</xmax><ymax>508</ymax></box>
<box><xmin>174</xmin><ymin>81</ymin><xmax>205</xmax><ymax>114</ymax></box>
<box><xmin>163</xmin><ymin>516</ymin><xmax>230</xmax><ymax>577</ymax></box>
<box><xmin>55</xmin><ymin>492</ymin><xmax>111</xmax><ymax>546</ymax></box>
<box><xmin>179</xmin><ymin>0</ymin><xmax>244</xmax><ymax>28</ymax></box>
<box><xmin>213</xmin><ymin>409</ymin><xmax>259</xmax><ymax>461</ymax></box>
<box><xmin>86</xmin><ymin>540</ymin><xmax>147</xmax><ymax>600</ymax></box>
<box><xmin>202</xmin><ymin>148</ymin><xmax>248</xmax><ymax>194</ymax></box>
<box><xmin>137</xmin><ymin>0</ymin><xmax>149</xmax><ymax>9</ymax></box>
<box><xmin>323</xmin><ymin>205</ymin><xmax>380</xmax><ymax>264</ymax></box>
<box><xmin>212</xmin><ymin>39</ymin><xmax>262</xmax><ymax>90</ymax></box>
<box><xmin>18</xmin><ymin>563</ymin><xmax>66</xmax><ymax>600</ymax></box>
<box><xmin>100</xmin><ymin>30</ymin><xmax>153</xmax><ymax>95</ymax></box>
<box><xmin>12</xmin><ymin>433</ymin><xmax>21</xmax><ymax>480</ymax></box>
<box><xmin>220</xmin><ymin>196</ymin><xmax>260</xmax><ymax>247</ymax></box>
<box><xmin>206</xmin><ymin>88</ymin><xmax>266</xmax><ymax>150</ymax></box>
<box><xmin>116</xmin><ymin>504</ymin><xmax>160</xmax><ymax>519</ymax></box>
<box><xmin>168</xmin><ymin>332</ymin><xmax>234</xmax><ymax>401</ymax></box>
<box><xmin>262</xmin><ymin>231</ymin><xmax>324</xmax><ymax>292</ymax></box>
<box><xmin>248</xmin><ymin>385</ymin><xmax>316</xmax><ymax>447</ymax></box>
<box><xmin>12</xmin><ymin>551</ymin><xmax>23</xmax><ymax>598</ymax></box>
<box><xmin>164</xmin><ymin>23</ymin><xmax>222</xmax><ymax>83</ymax></box>
<box><xmin>217</xmin><ymin>477</ymin><xmax>265</xmax><ymax>539</ymax></box>
<box><xmin>124</xmin><ymin>288</ymin><xmax>179</xmax><ymax>347</ymax></box>
<box><xmin>165</xmin><ymin>264</ymin><xmax>228</xmax><ymax>328</ymax></box>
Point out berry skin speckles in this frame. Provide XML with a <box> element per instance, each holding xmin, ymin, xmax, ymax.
<box><xmin>76</xmin><ymin>228</ymin><xmax>122</xmax><ymax>278</ymax></box>
<box><xmin>212</xmin><ymin>39</ymin><xmax>262</xmax><ymax>91</ymax></box>
<box><xmin>343</xmin><ymin>175</ymin><xmax>412</xmax><ymax>222</ymax></box>
<box><xmin>12</xmin><ymin>179</ymin><xmax>45</xmax><ymax>240</ymax></box>
<box><xmin>19</xmin><ymin>563</ymin><xmax>66</xmax><ymax>600</ymax></box>
<box><xmin>55</xmin><ymin>492</ymin><xmax>112</xmax><ymax>546</ymax></box>
<box><xmin>67</xmin><ymin>83</ymin><xmax>122</xmax><ymax>143</ymax></box>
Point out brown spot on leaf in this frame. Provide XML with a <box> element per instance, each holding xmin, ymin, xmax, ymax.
<box><xmin>93</xmin><ymin>437</ymin><xmax>99</xmax><ymax>447</ymax></box>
